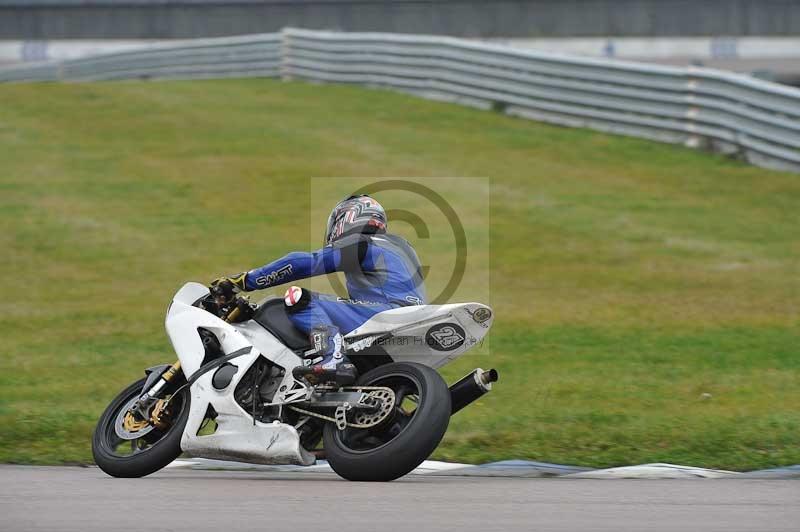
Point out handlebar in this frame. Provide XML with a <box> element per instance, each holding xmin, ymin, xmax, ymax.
<box><xmin>224</xmin><ymin>306</ymin><xmax>242</xmax><ymax>323</ymax></box>
<box><xmin>203</xmin><ymin>283</ymin><xmax>252</xmax><ymax>323</ymax></box>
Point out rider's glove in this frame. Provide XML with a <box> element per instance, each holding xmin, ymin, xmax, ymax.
<box><xmin>210</xmin><ymin>273</ymin><xmax>248</xmax><ymax>305</ymax></box>
<box><xmin>210</xmin><ymin>272</ymin><xmax>248</xmax><ymax>292</ymax></box>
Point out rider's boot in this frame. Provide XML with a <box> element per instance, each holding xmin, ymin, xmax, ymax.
<box><xmin>298</xmin><ymin>325</ymin><xmax>358</xmax><ymax>386</ymax></box>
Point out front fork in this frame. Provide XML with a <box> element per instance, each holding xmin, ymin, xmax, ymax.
<box><xmin>131</xmin><ymin>360</ymin><xmax>183</xmax><ymax>420</ymax></box>
<box><xmin>141</xmin><ymin>361</ymin><xmax>183</xmax><ymax>401</ymax></box>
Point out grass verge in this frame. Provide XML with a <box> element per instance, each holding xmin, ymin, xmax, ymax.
<box><xmin>1</xmin><ymin>79</ymin><xmax>798</xmax><ymax>470</ymax></box>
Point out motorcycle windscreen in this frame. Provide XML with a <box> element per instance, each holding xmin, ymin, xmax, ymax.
<box><xmin>172</xmin><ymin>282</ymin><xmax>210</xmax><ymax>307</ymax></box>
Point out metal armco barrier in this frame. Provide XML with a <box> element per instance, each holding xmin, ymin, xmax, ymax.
<box><xmin>0</xmin><ymin>33</ymin><xmax>283</xmax><ymax>82</ymax></box>
<box><xmin>1</xmin><ymin>28</ymin><xmax>798</xmax><ymax>173</ymax></box>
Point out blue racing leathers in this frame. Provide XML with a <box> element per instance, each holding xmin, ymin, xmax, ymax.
<box><xmin>243</xmin><ymin>233</ymin><xmax>426</xmax><ymax>366</ymax></box>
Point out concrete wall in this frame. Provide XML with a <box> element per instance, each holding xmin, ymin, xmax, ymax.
<box><xmin>0</xmin><ymin>0</ymin><xmax>799</xmax><ymax>40</ymax></box>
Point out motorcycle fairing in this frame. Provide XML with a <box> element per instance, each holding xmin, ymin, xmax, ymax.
<box><xmin>344</xmin><ymin>303</ymin><xmax>493</xmax><ymax>369</ymax></box>
<box><xmin>166</xmin><ymin>283</ymin><xmax>314</xmax><ymax>466</ymax></box>
<box><xmin>180</xmin><ymin>349</ymin><xmax>315</xmax><ymax>466</ymax></box>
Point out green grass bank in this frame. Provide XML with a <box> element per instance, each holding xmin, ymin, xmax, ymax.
<box><xmin>1</xmin><ymin>79</ymin><xmax>798</xmax><ymax>470</ymax></box>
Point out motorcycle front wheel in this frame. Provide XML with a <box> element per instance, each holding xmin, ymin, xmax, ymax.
<box><xmin>92</xmin><ymin>377</ymin><xmax>190</xmax><ymax>478</ymax></box>
<box><xmin>323</xmin><ymin>362</ymin><xmax>451</xmax><ymax>481</ymax></box>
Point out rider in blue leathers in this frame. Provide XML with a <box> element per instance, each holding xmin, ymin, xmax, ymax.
<box><xmin>212</xmin><ymin>195</ymin><xmax>425</xmax><ymax>383</ymax></box>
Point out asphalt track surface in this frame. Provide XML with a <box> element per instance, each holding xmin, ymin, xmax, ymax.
<box><xmin>1</xmin><ymin>466</ymin><xmax>797</xmax><ymax>532</ymax></box>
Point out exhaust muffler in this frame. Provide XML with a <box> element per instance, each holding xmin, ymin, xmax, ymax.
<box><xmin>449</xmin><ymin>368</ymin><xmax>498</xmax><ymax>415</ymax></box>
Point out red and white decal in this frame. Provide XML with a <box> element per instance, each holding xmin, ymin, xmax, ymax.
<box><xmin>284</xmin><ymin>286</ymin><xmax>303</xmax><ymax>306</ymax></box>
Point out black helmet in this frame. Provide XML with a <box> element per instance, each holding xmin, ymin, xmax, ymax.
<box><xmin>324</xmin><ymin>194</ymin><xmax>387</xmax><ymax>245</ymax></box>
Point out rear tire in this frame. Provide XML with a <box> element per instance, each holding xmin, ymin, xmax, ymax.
<box><xmin>324</xmin><ymin>362</ymin><xmax>451</xmax><ymax>481</ymax></box>
<box><xmin>92</xmin><ymin>377</ymin><xmax>189</xmax><ymax>478</ymax></box>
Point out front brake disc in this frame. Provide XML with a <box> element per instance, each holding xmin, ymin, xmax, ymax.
<box><xmin>114</xmin><ymin>395</ymin><xmax>157</xmax><ymax>440</ymax></box>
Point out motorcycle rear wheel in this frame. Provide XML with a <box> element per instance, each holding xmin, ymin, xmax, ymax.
<box><xmin>323</xmin><ymin>362</ymin><xmax>451</xmax><ymax>481</ymax></box>
<box><xmin>92</xmin><ymin>377</ymin><xmax>190</xmax><ymax>478</ymax></box>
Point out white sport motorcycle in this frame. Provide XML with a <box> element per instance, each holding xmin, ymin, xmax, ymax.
<box><xmin>93</xmin><ymin>282</ymin><xmax>497</xmax><ymax>481</ymax></box>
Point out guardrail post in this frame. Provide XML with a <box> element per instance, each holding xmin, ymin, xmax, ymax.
<box><xmin>684</xmin><ymin>68</ymin><xmax>703</xmax><ymax>150</ymax></box>
<box><xmin>280</xmin><ymin>28</ymin><xmax>292</xmax><ymax>82</ymax></box>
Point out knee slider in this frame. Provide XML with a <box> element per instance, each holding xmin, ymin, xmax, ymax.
<box><xmin>284</xmin><ymin>286</ymin><xmax>311</xmax><ymax>313</ymax></box>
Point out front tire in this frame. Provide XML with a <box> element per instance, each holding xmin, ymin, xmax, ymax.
<box><xmin>324</xmin><ymin>362</ymin><xmax>451</xmax><ymax>481</ymax></box>
<box><xmin>92</xmin><ymin>377</ymin><xmax>189</xmax><ymax>478</ymax></box>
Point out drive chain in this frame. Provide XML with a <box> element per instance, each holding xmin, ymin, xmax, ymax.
<box><xmin>288</xmin><ymin>386</ymin><xmax>395</xmax><ymax>429</ymax></box>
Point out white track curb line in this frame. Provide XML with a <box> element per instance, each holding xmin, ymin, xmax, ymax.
<box><xmin>164</xmin><ymin>459</ymin><xmax>798</xmax><ymax>478</ymax></box>
<box><xmin>166</xmin><ymin>458</ymin><xmax>469</xmax><ymax>474</ymax></box>
<box><xmin>566</xmin><ymin>463</ymin><xmax>740</xmax><ymax>479</ymax></box>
